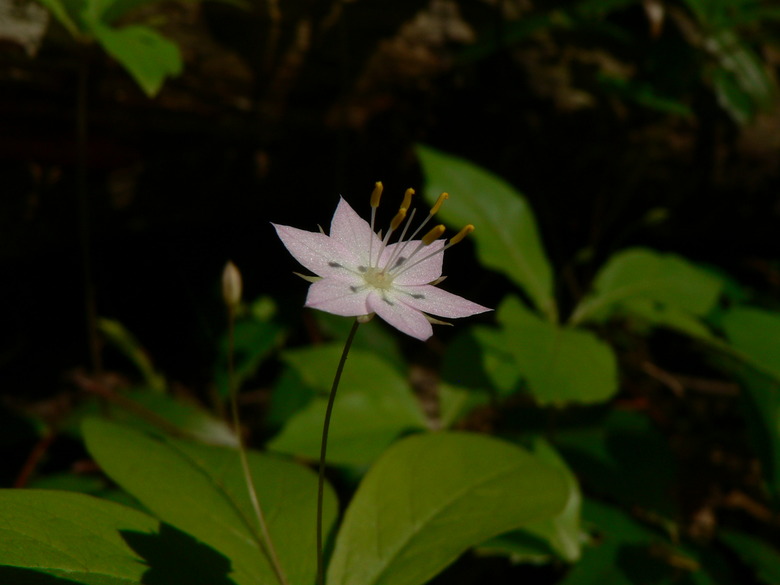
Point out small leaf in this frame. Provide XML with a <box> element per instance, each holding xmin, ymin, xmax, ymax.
<box><xmin>88</xmin><ymin>22</ymin><xmax>182</xmax><ymax>97</ymax></box>
<box><xmin>719</xmin><ymin>529</ymin><xmax>780</xmax><ymax>585</ymax></box>
<box><xmin>83</xmin><ymin>418</ymin><xmax>337</xmax><ymax>585</ymax></box>
<box><xmin>721</xmin><ymin>306</ymin><xmax>780</xmax><ymax>379</ymax></box>
<box><xmin>0</xmin><ymin>489</ymin><xmax>158</xmax><ymax>585</ymax></box>
<box><xmin>499</xmin><ymin>296</ymin><xmax>618</xmax><ymax>405</ymax></box>
<box><xmin>417</xmin><ymin>145</ymin><xmax>557</xmax><ymax>321</ymax></box>
<box><xmin>327</xmin><ymin>432</ymin><xmax>570</xmax><ymax>585</ymax></box>
<box><xmin>99</xmin><ymin>318</ymin><xmax>166</xmax><ymax>392</ymax></box>
<box><xmin>572</xmin><ymin>248</ymin><xmax>722</xmax><ymax>325</ymax></box>
<box><xmin>268</xmin><ymin>346</ymin><xmax>426</xmax><ymax>466</ymax></box>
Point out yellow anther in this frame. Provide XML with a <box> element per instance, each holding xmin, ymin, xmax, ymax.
<box><xmin>370</xmin><ymin>182</ymin><xmax>383</xmax><ymax>208</ymax></box>
<box><xmin>430</xmin><ymin>192</ymin><xmax>449</xmax><ymax>215</ymax></box>
<box><xmin>422</xmin><ymin>224</ymin><xmax>446</xmax><ymax>245</ymax></box>
<box><xmin>390</xmin><ymin>207</ymin><xmax>407</xmax><ymax>231</ymax></box>
<box><xmin>401</xmin><ymin>188</ymin><xmax>414</xmax><ymax>211</ymax></box>
<box><xmin>449</xmin><ymin>224</ymin><xmax>474</xmax><ymax>245</ymax></box>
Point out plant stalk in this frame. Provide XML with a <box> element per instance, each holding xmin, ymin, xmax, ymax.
<box><xmin>317</xmin><ymin>319</ymin><xmax>360</xmax><ymax>585</ymax></box>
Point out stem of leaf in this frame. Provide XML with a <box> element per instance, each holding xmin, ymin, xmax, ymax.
<box><xmin>317</xmin><ymin>319</ymin><xmax>360</xmax><ymax>585</ymax></box>
<box><xmin>227</xmin><ymin>305</ymin><xmax>289</xmax><ymax>585</ymax></box>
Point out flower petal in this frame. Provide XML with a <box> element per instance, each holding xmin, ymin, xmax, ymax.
<box><xmin>367</xmin><ymin>290</ymin><xmax>433</xmax><ymax>341</ymax></box>
<box><xmin>383</xmin><ymin>240</ymin><xmax>444</xmax><ymax>285</ymax></box>
<box><xmin>273</xmin><ymin>223</ymin><xmax>361</xmax><ymax>279</ymax></box>
<box><xmin>394</xmin><ymin>284</ymin><xmax>492</xmax><ymax>318</ymax></box>
<box><xmin>305</xmin><ymin>278</ymin><xmax>371</xmax><ymax>316</ymax></box>
<box><xmin>329</xmin><ymin>197</ymin><xmax>383</xmax><ymax>267</ymax></box>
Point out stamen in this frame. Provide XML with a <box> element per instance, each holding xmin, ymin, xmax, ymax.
<box><xmin>370</xmin><ymin>182</ymin><xmax>383</xmax><ymax>208</ymax></box>
<box><xmin>390</xmin><ymin>207</ymin><xmax>407</xmax><ymax>231</ymax></box>
<box><xmin>430</xmin><ymin>192</ymin><xmax>449</xmax><ymax>215</ymax></box>
<box><xmin>422</xmin><ymin>224</ymin><xmax>446</xmax><ymax>245</ymax></box>
<box><xmin>449</xmin><ymin>224</ymin><xmax>474</xmax><ymax>245</ymax></box>
<box><xmin>400</xmin><ymin>188</ymin><xmax>414</xmax><ymax>211</ymax></box>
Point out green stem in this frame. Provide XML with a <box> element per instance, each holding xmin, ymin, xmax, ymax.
<box><xmin>317</xmin><ymin>319</ymin><xmax>360</xmax><ymax>585</ymax></box>
<box><xmin>227</xmin><ymin>306</ymin><xmax>288</xmax><ymax>585</ymax></box>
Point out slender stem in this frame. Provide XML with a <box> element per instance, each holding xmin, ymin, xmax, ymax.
<box><xmin>227</xmin><ymin>306</ymin><xmax>289</xmax><ymax>585</ymax></box>
<box><xmin>317</xmin><ymin>319</ymin><xmax>360</xmax><ymax>585</ymax></box>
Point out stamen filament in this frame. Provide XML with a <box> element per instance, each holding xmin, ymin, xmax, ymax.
<box><xmin>382</xmin><ymin>208</ymin><xmax>418</xmax><ymax>272</ymax></box>
<box><xmin>393</xmin><ymin>224</ymin><xmax>473</xmax><ymax>278</ymax></box>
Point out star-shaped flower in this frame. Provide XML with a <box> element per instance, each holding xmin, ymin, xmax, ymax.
<box><xmin>273</xmin><ymin>184</ymin><xmax>491</xmax><ymax>340</ymax></box>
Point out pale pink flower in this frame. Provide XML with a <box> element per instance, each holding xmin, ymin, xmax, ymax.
<box><xmin>273</xmin><ymin>184</ymin><xmax>491</xmax><ymax>340</ymax></box>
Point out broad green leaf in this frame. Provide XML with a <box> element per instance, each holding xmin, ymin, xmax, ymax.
<box><xmin>499</xmin><ymin>296</ymin><xmax>618</xmax><ymax>405</ymax></box>
<box><xmin>88</xmin><ymin>22</ymin><xmax>181</xmax><ymax>97</ymax></box>
<box><xmin>722</xmin><ymin>306</ymin><xmax>780</xmax><ymax>380</ymax></box>
<box><xmin>719</xmin><ymin>529</ymin><xmax>780</xmax><ymax>585</ymax></box>
<box><xmin>268</xmin><ymin>346</ymin><xmax>426</xmax><ymax>466</ymax></box>
<box><xmin>617</xmin><ymin>298</ymin><xmax>716</xmax><ymax>341</ymax></box>
<box><xmin>83</xmin><ymin>418</ymin><xmax>337</xmax><ymax>585</ymax></box>
<box><xmin>327</xmin><ymin>432</ymin><xmax>570</xmax><ymax>585</ymax></box>
<box><xmin>417</xmin><ymin>145</ymin><xmax>557</xmax><ymax>321</ymax></box>
<box><xmin>65</xmin><ymin>388</ymin><xmax>237</xmax><ymax>448</ymax></box>
<box><xmin>571</xmin><ymin>248</ymin><xmax>722</xmax><ymax>325</ymax></box>
<box><xmin>480</xmin><ymin>437</ymin><xmax>582</xmax><ymax>563</ymax></box>
<box><xmin>0</xmin><ymin>489</ymin><xmax>158</xmax><ymax>585</ymax></box>
<box><xmin>443</xmin><ymin>327</ymin><xmax>520</xmax><ymax>397</ymax></box>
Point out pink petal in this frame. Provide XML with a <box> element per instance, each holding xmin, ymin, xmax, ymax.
<box><xmin>329</xmin><ymin>197</ymin><xmax>383</xmax><ymax>267</ymax></box>
<box><xmin>367</xmin><ymin>290</ymin><xmax>433</xmax><ymax>341</ymax></box>
<box><xmin>305</xmin><ymin>278</ymin><xmax>371</xmax><ymax>316</ymax></box>
<box><xmin>382</xmin><ymin>240</ymin><xmax>444</xmax><ymax>285</ymax></box>
<box><xmin>273</xmin><ymin>223</ymin><xmax>362</xmax><ymax>279</ymax></box>
<box><xmin>395</xmin><ymin>284</ymin><xmax>492</xmax><ymax>318</ymax></box>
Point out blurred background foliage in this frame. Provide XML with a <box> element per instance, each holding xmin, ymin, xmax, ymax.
<box><xmin>1</xmin><ymin>0</ymin><xmax>780</xmax><ymax>583</ymax></box>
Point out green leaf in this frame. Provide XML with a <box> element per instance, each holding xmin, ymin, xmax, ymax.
<box><xmin>34</xmin><ymin>0</ymin><xmax>83</xmax><ymax>37</ymax></box>
<box><xmin>479</xmin><ymin>437</ymin><xmax>583</xmax><ymax>563</ymax></box>
<box><xmin>719</xmin><ymin>529</ymin><xmax>780</xmax><ymax>585</ymax></box>
<box><xmin>571</xmin><ymin>248</ymin><xmax>722</xmax><ymax>325</ymax></box>
<box><xmin>99</xmin><ymin>318</ymin><xmax>166</xmax><ymax>392</ymax></box>
<box><xmin>721</xmin><ymin>306</ymin><xmax>780</xmax><ymax>380</ymax></box>
<box><xmin>268</xmin><ymin>346</ymin><xmax>426</xmax><ymax>466</ymax></box>
<box><xmin>443</xmin><ymin>327</ymin><xmax>521</xmax><ymax>397</ymax></box>
<box><xmin>416</xmin><ymin>145</ymin><xmax>557</xmax><ymax>321</ymax></box>
<box><xmin>88</xmin><ymin>22</ymin><xmax>182</xmax><ymax>97</ymax></box>
<box><xmin>65</xmin><ymin>388</ymin><xmax>237</xmax><ymax>448</ymax></box>
<box><xmin>719</xmin><ymin>308</ymin><xmax>780</xmax><ymax>500</ymax></box>
<box><xmin>499</xmin><ymin>296</ymin><xmax>618</xmax><ymax>405</ymax></box>
<box><xmin>82</xmin><ymin>418</ymin><xmax>337</xmax><ymax>585</ymax></box>
<box><xmin>0</xmin><ymin>489</ymin><xmax>158</xmax><ymax>585</ymax></box>
<box><xmin>327</xmin><ymin>432</ymin><xmax>570</xmax><ymax>585</ymax></box>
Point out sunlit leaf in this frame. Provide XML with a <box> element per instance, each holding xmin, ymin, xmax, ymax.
<box><xmin>268</xmin><ymin>345</ymin><xmax>426</xmax><ymax>466</ymax></box>
<box><xmin>417</xmin><ymin>144</ymin><xmax>557</xmax><ymax>321</ymax></box>
<box><xmin>88</xmin><ymin>21</ymin><xmax>182</xmax><ymax>97</ymax></box>
<box><xmin>499</xmin><ymin>296</ymin><xmax>618</xmax><ymax>405</ymax></box>
<box><xmin>327</xmin><ymin>432</ymin><xmax>570</xmax><ymax>585</ymax></box>
<box><xmin>571</xmin><ymin>248</ymin><xmax>722</xmax><ymax>325</ymax></box>
<box><xmin>83</xmin><ymin>418</ymin><xmax>337</xmax><ymax>585</ymax></box>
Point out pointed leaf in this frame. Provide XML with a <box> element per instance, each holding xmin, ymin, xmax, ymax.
<box><xmin>572</xmin><ymin>248</ymin><xmax>722</xmax><ymax>325</ymax></box>
<box><xmin>0</xmin><ymin>489</ymin><xmax>157</xmax><ymax>585</ymax></box>
<box><xmin>269</xmin><ymin>346</ymin><xmax>426</xmax><ymax>466</ymax></box>
<box><xmin>417</xmin><ymin>145</ymin><xmax>557</xmax><ymax>321</ymax></box>
<box><xmin>500</xmin><ymin>296</ymin><xmax>618</xmax><ymax>405</ymax></box>
<box><xmin>327</xmin><ymin>432</ymin><xmax>570</xmax><ymax>585</ymax></box>
<box><xmin>83</xmin><ymin>418</ymin><xmax>337</xmax><ymax>585</ymax></box>
<box><xmin>88</xmin><ymin>22</ymin><xmax>181</xmax><ymax>97</ymax></box>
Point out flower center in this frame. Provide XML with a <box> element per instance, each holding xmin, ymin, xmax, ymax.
<box><xmin>363</xmin><ymin>267</ymin><xmax>394</xmax><ymax>290</ymax></box>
